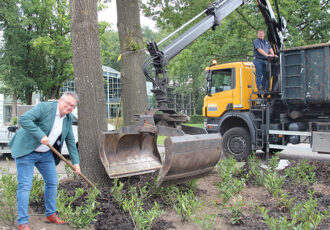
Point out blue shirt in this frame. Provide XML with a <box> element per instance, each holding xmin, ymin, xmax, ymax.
<box><xmin>253</xmin><ymin>38</ymin><xmax>271</xmax><ymax>60</ymax></box>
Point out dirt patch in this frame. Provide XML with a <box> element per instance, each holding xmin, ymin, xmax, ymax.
<box><xmin>26</xmin><ymin>160</ymin><xmax>329</xmax><ymax>230</ymax></box>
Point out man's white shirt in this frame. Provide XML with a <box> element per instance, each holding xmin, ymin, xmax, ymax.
<box><xmin>34</xmin><ymin>105</ymin><xmax>66</xmax><ymax>152</ymax></box>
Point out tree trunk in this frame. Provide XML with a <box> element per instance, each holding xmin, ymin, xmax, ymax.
<box><xmin>70</xmin><ymin>0</ymin><xmax>109</xmax><ymax>185</ymax></box>
<box><xmin>116</xmin><ymin>0</ymin><xmax>148</xmax><ymax>125</ymax></box>
<box><xmin>12</xmin><ymin>92</ymin><xmax>17</xmax><ymax>118</ymax></box>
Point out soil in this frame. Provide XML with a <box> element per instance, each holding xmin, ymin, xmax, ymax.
<box><xmin>2</xmin><ymin>159</ymin><xmax>329</xmax><ymax>230</ymax></box>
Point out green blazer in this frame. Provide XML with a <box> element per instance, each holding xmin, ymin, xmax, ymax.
<box><xmin>9</xmin><ymin>102</ymin><xmax>80</xmax><ymax>165</ymax></box>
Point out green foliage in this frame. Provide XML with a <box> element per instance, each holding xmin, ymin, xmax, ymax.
<box><xmin>11</xmin><ymin>117</ymin><xmax>18</xmax><ymax>125</ymax></box>
<box><xmin>229</xmin><ymin>196</ymin><xmax>246</xmax><ymax>225</ymax></box>
<box><xmin>259</xmin><ymin>193</ymin><xmax>329</xmax><ymax>230</ymax></box>
<box><xmin>194</xmin><ymin>214</ymin><xmax>217</xmax><ymax>230</ymax></box>
<box><xmin>174</xmin><ymin>189</ymin><xmax>200</xmax><ymax>221</ymax></box>
<box><xmin>248</xmin><ymin>154</ymin><xmax>264</xmax><ymax>186</ymax></box>
<box><xmin>215</xmin><ymin>157</ymin><xmax>246</xmax><ymax>204</ymax></box>
<box><xmin>141</xmin><ymin>0</ymin><xmax>329</xmax><ymax>114</ymax></box>
<box><xmin>56</xmin><ymin>187</ymin><xmax>101</xmax><ymax>229</ymax></box>
<box><xmin>285</xmin><ymin>160</ymin><xmax>316</xmax><ymax>185</ymax></box>
<box><xmin>122</xmin><ymin>186</ymin><xmax>164</xmax><ymax>230</ymax></box>
<box><xmin>29</xmin><ymin>175</ymin><xmax>44</xmax><ymax>203</ymax></box>
<box><xmin>263</xmin><ymin>170</ymin><xmax>286</xmax><ymax>197</ymax></box>
<box><xmin>0</xmin><ymin>159</ymin><xmax>18</xmax><ymax>226</ymax></box>
<box><xmin>189</xmin><ymin>115</ymin><xmax>204</xmax><ymax>123</ymax></box>
<box><xmin>263</xmin><ymin>156</ymin><xmax>285</xmax><ymax>197</ymax></box>
<box><xmin>0</xmin><ymin>0</ymin><xmax>74</xmax><ymax>102</ymax></box>
<box><xmin>111</xmin><ymin>178</ymin><xmax>125</xmax><ymax>207</ymax></box>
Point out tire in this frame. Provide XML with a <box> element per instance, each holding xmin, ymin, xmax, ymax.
<box><xmin>222</xmin><ymin>127</ymin><xmax>251</xmax><ymax>161</ymax></box>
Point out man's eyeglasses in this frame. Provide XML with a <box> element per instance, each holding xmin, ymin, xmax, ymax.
<box><xmin>62</xmin><ymin>98</ymin><xmax>76</xmax><ymax>109</ymax></box>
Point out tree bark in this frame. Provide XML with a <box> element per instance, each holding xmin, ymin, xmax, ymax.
<box><xmin>12</xmin><ymin>92</ymin><xmax>17</xmax><ymax>118</ymax></box>
<box><xmin>70</xmin><ymin>0</ymin><xmax>109</xmax><ymax>185</ymax></box>
<box><xmin>116</xmin><ymin>0</ymin><xmax>148</xmax><ymax>125</ymax></box>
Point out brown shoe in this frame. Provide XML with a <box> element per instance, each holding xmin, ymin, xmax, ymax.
<box><xmin>45</xmin><ymin>213</ymin><xmax>67</xmax><ymax>225</ymax></box>
<box><xmin>18</xmin><ymin>224</ymin><xmax>31</xmax><ymax>230</ymax></box>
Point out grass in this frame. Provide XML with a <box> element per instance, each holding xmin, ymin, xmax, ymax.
<box><xmin>157</xmin><ymin>123</ymin><xmax>204</xmax><ymax>145</ymax></box>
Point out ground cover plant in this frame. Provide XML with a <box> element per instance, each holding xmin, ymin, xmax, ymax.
<box><xmin>0</xmin><ymin>158</ymin><xmax>17</xmax><ymax>226</ymax></box>
<box><xmin>1</xmin><ymin>153</ymin><xmax>327</xmax><ymax>230</ymax></box>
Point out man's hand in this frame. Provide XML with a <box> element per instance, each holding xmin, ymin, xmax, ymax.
<box><xmin>40</xmin><ymin>136</ymin><xmax>49</xmax><ymax>145</ymax></box>
<box><xmin>72</xmin><ymin>164</ymin><xmax>81</xmax><ymax>174</ymax></box>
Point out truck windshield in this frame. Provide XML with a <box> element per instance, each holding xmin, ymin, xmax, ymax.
<box><xmin>211</xmin><ymin>69</ymin><xmax>234</xmax><ymax>94</ymax></box>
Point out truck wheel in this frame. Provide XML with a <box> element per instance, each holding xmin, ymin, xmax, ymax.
<box><xmin>222</xmin><ymin>127</ymin><xmax>251</xmax><ymax>161</ymax></box>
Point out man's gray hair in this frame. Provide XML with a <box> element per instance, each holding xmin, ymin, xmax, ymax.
<box><xmin>61</xmin><ymin>91</ymin><xmax>78</xmax><ymax>102</ymax></box>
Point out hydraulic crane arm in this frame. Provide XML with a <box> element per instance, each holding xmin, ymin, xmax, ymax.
<box><xmin>143</xmin><ymin>0</ymin><xmax>245</xmax><ymax>108</ymax></box>
<box><xmin>143</xmin><ymin>0</ymin><xmax>285</xmax><ymax>109</ymax></box>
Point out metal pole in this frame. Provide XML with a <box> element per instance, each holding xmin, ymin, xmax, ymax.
<box><xmin>266</xmin><ymin>103</ymin><xmax>270</xmax><ymax>161</ymax></box>
<box><xmin>107</xmin><ymin>74</ymin><xmax>110</xmax><ymax>118</ymax></box>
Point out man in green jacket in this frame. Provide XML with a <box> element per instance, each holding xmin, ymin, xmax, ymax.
<box><xmin>9</xmin><ymin>92</ymin><xmax>81</xmax><ymax>230</ymax></box>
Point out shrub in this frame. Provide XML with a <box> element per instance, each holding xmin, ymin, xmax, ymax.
<box><xmin>56</xmin><ymin>187</ymin><xmax>101</xmax><ymax>229</ymax></box>
<box><xmin>174</xmin><ymin>189</ymin><xmax>200</xmax><ymax>221</ymax></box>
<box><xmin>259</xmin><ymin>193</ymin><xmax>329</xmax><ymax>229</ymax></box>
<box><xmin>285</xmin><ymin>160</ymin><xmax>316</xmax><ymax>184</ymax></box>
<box><xmin>30</xmin><ymin>175</ymin><xmax>44</xmax><ymax>203</ymax></box>
<box><xmin>0</xmin><ymin>159</ymin><xmax>18</xmax><ymax>226</ymax></box>
<box><xmin>215</xmin><ymin>157</ymin><xmax>246</xmax><ymax>204</ymax></box>
<box><xmin>194</xmin><ymin>214</ymin><xmax>217</xmax><ymax>230</ymax></box>
<box><xmin>189</xmin><ymin>115</ymin><xmax>204</xmax><ymax>124</ymax></box>
<box><xmin>122</xmin><ymin>186</ymin><xmax>163</xmax><ymax>230</ymax></box>
<box><xmin>248</xmin><ymin>154</ymin><xmax>264</xmax><ymax>186</ymax></box>
<box><xmin>229</xmin><ymin>196</ymin><xmax>246</xmax><ymax>225</ymax></box>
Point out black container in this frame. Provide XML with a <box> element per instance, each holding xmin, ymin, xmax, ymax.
<box><xmin>281</xmin><ymin>43</ymin><xmax>330</xmax><ymax>105</ymax></box>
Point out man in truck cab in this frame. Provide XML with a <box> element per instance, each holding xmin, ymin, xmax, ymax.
<box><xmin>253</xmin><ymin>29</ymin><xmax>276</xmax><ymax>92</ymax></box>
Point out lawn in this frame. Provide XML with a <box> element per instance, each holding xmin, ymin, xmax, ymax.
<box><xmin>157</xmin><ymin>123</ymin><xmax>204</xmax><ymax>145</ymax></box>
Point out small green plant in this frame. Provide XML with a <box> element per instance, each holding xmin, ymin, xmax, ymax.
<box><xmin>122</xmin><ymin>186</ymin><xmax>163</xmax><ymax>230</ymax></box>
<box><xmin>12</xmin><ymin>117</ymin><xmax>18</xmax><ymax>125</ymax></box>
<box><xmin>259</xmin><ymin>192</ymin><xmax>329</xmax><ymax>230</ymax></box>
<box><xmin>30</xmin><ymin>175</ymin><xmax>44</xmax><ymax>203</ymax></box>
<box><xmin>263</xmin><ymin>155</ymin><xmax>285</xmax><ymax>197</ymax></box>
<box><xmin>263</xmin><ymin>170</ymin><xmax>285</xmax><ymax>197</ymax></box>
<box><xmin>151</xmin><ymin>184</ymin><xmax>179</xmax><ymax>207</ymax></box>
<box><xmin>268</xmin><ymin>155</ymin><xmax>280</xmax><ymax>171</ymax></box>
<box><xmin>228</xmin><ymin>196</ymin><xmax>246</xmax><ymax>225</ymax></box>
<box><xmin>111</xmin><ymin>178</ymin><xmax>124</xmax><ymax>207</ymax></box>
<box><xmin>248</xmin><ymin>154</ymin><xmax>264</xmax><ymax>186</ymax></box>
<box><xmin>56</xmin><ymin>187</ymin><xmax>101</xmax><ymax>229</ymax></box>
<box><xmin>216</xmin><ymin>178</ymin><xmax>245</xmax><ymax>204</ymax></box>
<box><xmin>285</xmin><ymin>160</ymin><xmax>316</xmax><ymax>184</ymax></box>
<box><xmin>215</xmin><ymin>156</ymin><xmax>246</xmax><ymax>204</ymax></box>
<box><xmin>174</xmin><ymin>189</ymin><xmax>200</xmax><ymax>221</ymax></box>
<box><xmin>0</xmin><ymin>158</ymin><xmax>18</xmax><ymax>226</ymax></box>
<box><xmin>194</xmin><ymin>214</ymin><xmax>217</xmax><ymax>230</ymax></box>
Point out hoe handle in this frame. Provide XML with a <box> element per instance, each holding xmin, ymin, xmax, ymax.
<box><xmin>47</xmin><ymin>144</ymin><xmax>96</xmax><ymax>189</ymax></box>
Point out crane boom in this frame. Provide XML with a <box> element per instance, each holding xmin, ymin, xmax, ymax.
<box><xmin>143</xmin><ymin>0</ymin><xmax>285</xmax><ymax>110</ymax></box>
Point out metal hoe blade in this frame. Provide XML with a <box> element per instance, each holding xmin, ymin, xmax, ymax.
<box><xmin>157</xmin><ymin>133</ymin><xmax>222</xmax><ymax>186</ymax></box>
<box><xmin>99</xmin><ymin>131</ymin><xmax>162</xmax><ymax>178</ymax></box>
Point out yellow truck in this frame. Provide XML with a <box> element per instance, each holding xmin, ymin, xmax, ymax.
<box><xmin>203</xmin><ymin>43</ymin><xmax>330</xmax><ymax>160</ymax></box>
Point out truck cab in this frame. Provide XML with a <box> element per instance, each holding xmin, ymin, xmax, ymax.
<box><xmin>203</xmin><ymin>61</ymin><xmax>259</xmax><ymax>160</ymax></box>
<box><xmin>203</xmin><ymin>62</ymin><xmax>257</xmax><ymax>132</ymax></box>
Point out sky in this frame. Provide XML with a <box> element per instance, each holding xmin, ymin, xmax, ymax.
<box><xmin>98</xmin><ymin>1</ymin><xmax>157</xmax><ymax>31</ymax></box>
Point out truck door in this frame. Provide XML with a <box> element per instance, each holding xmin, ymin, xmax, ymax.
<box><xmin>206</xmin><ymin>68</ymin><xmax>235</xmax><ymax>117</ymax></box>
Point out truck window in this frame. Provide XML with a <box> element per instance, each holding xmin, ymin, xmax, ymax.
<box><xmin>210</xmin><ymin>68</ymin><xmax>234</xmax><ymax>94</ymax></box>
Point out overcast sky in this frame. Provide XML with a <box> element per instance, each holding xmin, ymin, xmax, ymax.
<box><xmin>98</xmin><ymin>1</ymin><xmax>157</xmax><ymax>31</ymax></box>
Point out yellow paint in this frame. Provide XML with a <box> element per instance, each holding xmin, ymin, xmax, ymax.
<box><xmin>203</xmin><ymin>62</ymin><xmax>258</xmax><ymax>117</ymax></box>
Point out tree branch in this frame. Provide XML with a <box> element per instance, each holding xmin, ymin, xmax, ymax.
<box><xmin>235</xmin><ymin>9</ymin><xmax>257</xmax><ymax>30</ymax></box>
